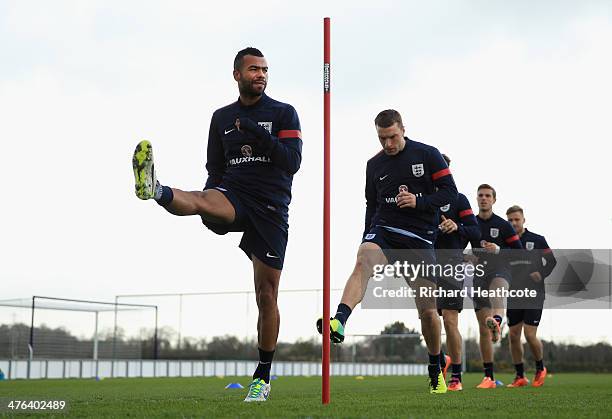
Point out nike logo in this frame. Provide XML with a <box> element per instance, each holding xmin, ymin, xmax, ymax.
<box><xmin>379</xmin><ymin>175</ymin><xmax>388</xmax><ymax>181</ymax></box>
<box><xmin>266</xmin><ymin>252</ymin><xmax>280</xmax><ymax>259</ymax></box>
<box><xmin>224</xmin><ymin>128</ymin><xmax>235</xmax><ymax>135</ymax></box>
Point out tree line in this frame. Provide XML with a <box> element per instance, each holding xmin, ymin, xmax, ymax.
<box><xmin>1</xmin><ymin>322</ymin><xmax>610</xmax><ymax>372</ymax></box>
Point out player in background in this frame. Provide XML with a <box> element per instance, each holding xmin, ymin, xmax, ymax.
<box><xmin>434</xmin><ymin>154</ymin><xmax>481</xmax><ymax>391</ymax></box>
<box><xmin>506</xmin><ymin>205</ymin><xmax>556</xmax><ymax>388</ymax></box>
<box><xmin>132</xmin><ymin>47</ymin><xmax>302</xmax><ymax>402</ymax></box>
<box><xmin>318</xmin><ymin>109</ymin><xmax>458</xmax><ymax>394</ymax></box>
<box><xmin>473</xmin><ymin>184</ymin><xmax>523</xmax><ymax>388</ymax></box>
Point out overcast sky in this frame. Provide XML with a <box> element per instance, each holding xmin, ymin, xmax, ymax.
<box><xmin>1</xmin><ymin>1</ymin><xmax>611</xmax><ymax>346</ymax></box>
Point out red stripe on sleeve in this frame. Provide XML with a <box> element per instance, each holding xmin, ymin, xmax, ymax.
<box><xmin>459</xmin><ymin>209</ymin><xmax>474</xmax><ymax>218</ymax></box>
<box><xmin>432</xmin><ymin>168</ymin><xmax>451</xmax><ymax>181</ymax></box>
<box><xmin>543</xmin><ymin>248</ymin><xmax>552</xmax><ymax>254</ymax></box>
<box><xmin>278</xmin><ymin>130</ymin><xmax>302</xmax><ymax>139</ymax></box>
<box><xmin>505</xmin><ymin>234</ymin><xmax>520</xmax><ymax>244</ymax></box>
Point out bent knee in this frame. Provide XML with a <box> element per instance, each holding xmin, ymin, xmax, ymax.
<box><xmin>355</xmin><ymin>251</ymin><xmax>379</xmax><ymax>273</ymax></box>
<box><xmin>190</xmin><ymin>191</ymin><xmax>212</xmax><ymax>213</ymax></box>
<box><xmin>198</xmin><ymin>190</ymin><xmax>235</xmax><ymax>223</ymax></box>
<box><xmin>356</xmin><ymin>242</ymin><xmax>385</xmax><ymax>267</ymax></box>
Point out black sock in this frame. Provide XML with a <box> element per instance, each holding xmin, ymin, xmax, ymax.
<box><xmin>253</xmin><ymin>348</ymin><xmax>275</xmax><ymax>383</ymax></box>
<box><xmin>493</xmin><ymin>315</ymin><xmax>503</xmax><ymax>326</ymax></box>
<box><xmin>451</xmin><ymin>364</ymin><xmax>462</xmax><ymax>381</ymax></box>
<box><xmin>514</xmin><ymin>363</ymin><xmax>525</xmax><ymax>378</ymax></box>
<box><xmin>334</xmin><ymin>303</ymin><xmax>352</xmax><ymax>326</ymax></box>
<box><xmin>483</xmin><ymin>362</ymin><xmax>494</xmax><ymax>379</ymax></box>
<box><xmin>439</xmin><ymin>351</ymin><xmax>447</xmax><ymax>370</ymax></box>
<box><xmin>428</xmin><ymin>353</ymin><xmax>441</xmax><ymax>376</ymax></box>
<box><xmin>535</xmin><ymin>359</ymin><xmax>544</xmax><ymax>371</ymax></box>
<box><xmin>155</xmin><ymin>185</ymin><xmax>174</xmax><ymax>206</ymax></box>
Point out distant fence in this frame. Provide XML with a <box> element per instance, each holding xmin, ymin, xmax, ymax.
<box><xmin>0</xmin><ymin>359</ymin><xmax>427</xmax><ymax>380</ymax></box>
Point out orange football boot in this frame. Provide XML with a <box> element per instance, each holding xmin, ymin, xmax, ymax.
<box><xmin>532</xmin><ymin>367</ymin><xmax>547</xmax><ymax>387</ymax></box>
<box><xmin>476</xmin><ymin>376</ymin><xmax>497</xmax><ymax>389</ymax></box>
<box><xmin>442</xmin><ymin>355</ymin><xmax>452</xmax><ymax>382</ymax></box>
<box><xmin>507</xmin><ymin>376</ymin><xmax>530</xmax><ymax>387</ymax></box>
<box><xmin>448</xmin><ymin>378</ymin><xmax>463</xmax><ymax>391</ymax></box>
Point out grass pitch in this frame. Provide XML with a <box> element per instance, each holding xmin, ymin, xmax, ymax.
<box><xmin>1</xmin><ymin>373</ymin><xmax>611</xmax><ymax>417</ymax></box>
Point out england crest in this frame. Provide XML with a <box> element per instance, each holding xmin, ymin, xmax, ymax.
<box><xmin>526</xmin><ymin>241</ymin><xmax>535</xmax><ymax>250</ymax></box>
<box><xmin>412</xmin><ymin>163</ymin><xmax>424</xmax><ymax>177</ymax></box>
<box><xmin>241</xmin><ymin>145</ymin><xmax>252</xmax><ymax>157</ymax></box>
<box><xmin>440</xmin><ymin>204</ymin><xmax>450</xmax><ymax>212</ymax></box>
<box><xmin>490</xmin><ymin>228</ymin><xmax>499</xmax><ymax>238</ymax></box>
<box><xmin>258</xmin><ymin>121</ymin><xmax>272</xmax><ymax>133</ymax></box>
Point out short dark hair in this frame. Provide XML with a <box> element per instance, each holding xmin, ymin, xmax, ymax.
<box><xmin>442</xmin><ymin>154</ymin><xmax>451</xmax><ymax>166</ymax></box>
<box><xmin>234</xmin><ymin>47</ymin><xmax>264</xmax><ymax>71</ymax></box>
<box><xmin>477</xmin><ymin>183</ymin><xmax>496</xmax><ymax>199</ymax></box>
<box><xmin>506</xmin><ymin>205</ymin><xmax>524</xmax><ymax>216</ymax></box>
<box><xmin>374</xmin><ymin>109</ymin><xmax>403</xmax><ymax>129</ymax></box>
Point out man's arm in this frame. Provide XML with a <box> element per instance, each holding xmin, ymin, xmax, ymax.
<box><xmin>502</xmin><ymin>222</ymin><xmax>523</xmax><ymax>249</ymax></box>
<box><xmin>204</xmin><ymin>114</ymin><xmax>225</xmax><ymax>189</ymax></box>
<box><xmin>415</xmin><ymin>149</ymin><xmax>458</xmax><ymax>211</ymax></box>
<box><xmin>364</xmin><ymin>161</ymin><xmax>376</xmax><ymax>237</ymax></box>
<box><xmin>455</xmin><ymin>194</ymin><xmax>481</xmax><ymax>244</ymax></box>
<box><xmin>539</xmin><ymin>237</ymin><xmax>557</xmax><ymax>279</ymax></box>
<box><xmin>238</xmin><ymin>106</ymin><xmax>302</xmax><ymax>174</ymax></box>
<box><xmin>483</xmin><ymin>221</ymin><xmax>522</xmax><ymax>254</ymax></box>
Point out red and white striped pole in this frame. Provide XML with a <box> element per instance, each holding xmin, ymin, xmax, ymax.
<box><xmin>322</xmin><ymin>16</ymin><xmax>331</xmax><ymax>405</ymax></box>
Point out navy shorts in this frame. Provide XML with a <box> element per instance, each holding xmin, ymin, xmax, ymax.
<box><xmin>472</xmin><ymin>269</ymin><xmax>512</xmax><ymax>310</ymax></box>
<box><xmin>475</xmin><ymin>269</ymin><xmax>512</xmax><ymax>287</ymax></box>
<box><xmin>201</xmin><ymin>186</ymin><xmax>287</xmax><ymax>270</ymax></box>
<box><xmin>507</xmin><ymin>308</ymin><xmax>543</xmax><ymax>327</ymax></box>
<box><xmin>362</xmin><ymin>226</ymin><xmax>437</xmax><ymax>283</ymax></box>
<box><xmin>436</xmin><ymin>257</ymin><xmax>466</xmax><ymax>314</ymax></box>
<box><xmin>437</xmin><ymin>294</ymin><xmax>464</xmax><ymax>314</ymax></box>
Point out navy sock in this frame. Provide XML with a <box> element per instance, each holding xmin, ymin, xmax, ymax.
<box><xmin>439</xmin><ymin>351</ymin><xmax>447</xmax><ymax>370</ymax></box>
<box><xmin>334</xmin><ymin>303</ymin><xmax>352</xmax><ymax>326</ymax></box>
<box><xmin>428</xmin><ymin>353</ymin><xmax>441</xmax><ymax>376</ymax></box>
<box><xmin>253</xmin><ymin>348</ymin><xmax>275</xmax><ymax>383</ymax></box>
<box><xmin>451</xmin><ymin>363</ymin><xmax>462</xmax><ymax>381</ymax></box>
<box><xmin>493</xmin><ymin>315</ymin><xmax>503</xmax><ymax>326</ymax></box>
<box><xmin>535</xmin><ymin>359</ymin><xmax>544</xmax><ymax>371</ymax></box>
<box><xmin>427</xmin><ymin>354</ymin><xmax>440</xmax><ymax>379</ymax></box>
<box><xmin>483</xmin><ymin>362</ymin><xmax>494</xmax><ymax>379</ymax></box>
<box><xmin>155</xmin><ymin>185</ymin><xmax>174</xmax><ymax>206</ymax></box>
<box><xmin>515</xmin><ymin>363</ymin><xmax>525</xmax><ymax>378</ymax></box>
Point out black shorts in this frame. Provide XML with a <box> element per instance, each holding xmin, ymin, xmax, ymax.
<box><xmin>507</xmin><ymin>308</ymin><xmax>543</xmax><ymax>327</ymax></box>
<box><xmin>437</xmin><ymin>295</ymin><xmax>464</xmax><ymax>314</ymax></box>
<box><xmin>477</xmin><ymin>269</ymin><xmax>512</xmax><ymax>287</ymax></box>
<box><xmin>472</xmin><ymin>270</ymin><xmax>512</xmax><ymax>310</ymax></box>
<box><xmin>201</xmin><ymin>186</ymin><xmax>287</xmax><ymax>270</ymax></box>
<box><xmin>362</xmin><ymin>226</ymin><xmax>436</xmax><ymax>283</ymax></box>
<box><xmin>435</xmin><ymin>257</ymin><xmax>465</xmax><ymax>313</ymax></box>
<box><xmin>437</xmin><ymin>282</ymin><xmax>464</xmax><ymax>313</ymax></box>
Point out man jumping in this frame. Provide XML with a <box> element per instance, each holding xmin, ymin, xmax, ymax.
<box><xmin>132</xmin><ymin>47</ymin><xmax>302</xmax><ymax>402</ymax></box>
<box><xmin>317</xmin><ymin>109</ymin><xmax>458</xmax><ymax>394</ymax></box>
